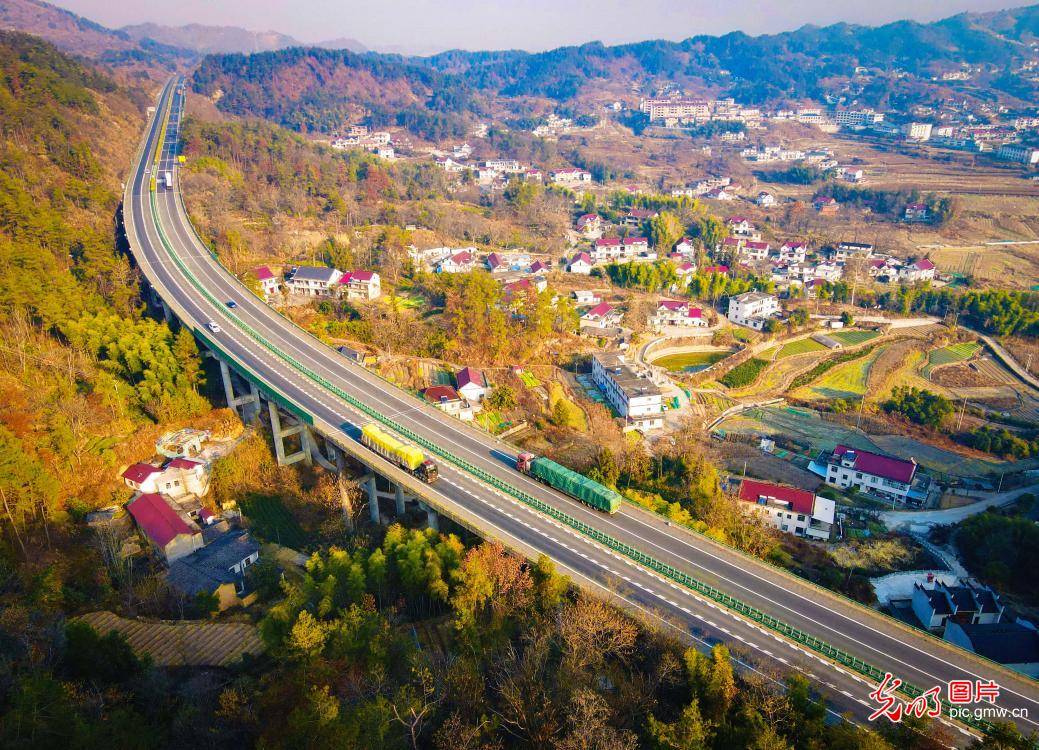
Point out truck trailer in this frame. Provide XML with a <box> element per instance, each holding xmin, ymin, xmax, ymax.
<box><xmin>360</xmin><ymin>423</ymin><xmax>438</xmax><ymax>483</ymax></box>
<box><xmin>164</xmin><ymin>171</ymin><xmax>173</xmax><ymax>190</ymax></box>
<box><xmin>516</xmin><ymin>453</ymin><xmax>621</xmax><ymax>513</ymax></box>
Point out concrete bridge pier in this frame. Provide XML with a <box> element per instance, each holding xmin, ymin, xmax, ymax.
<box><xmin>361</xmin><ymin>474</ymin><xmax>426</xmax><ymax>527</ymax></box>
<box><xmin>417</xmin><ymin>500</ymin><xmax>439</xmax><ymax>531</ymax></box>
<box><xmin>267</xmin><ymin>400</ymin><xmax>310</xmax><ymax>466</ymax></box>
<box><xmin>218</xmin><ymin>359</ymin><xmax>261</xmax><ymax>422</ymax></box>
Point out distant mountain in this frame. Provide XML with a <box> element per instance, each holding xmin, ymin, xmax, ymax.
<box><xmin>121</xmin><ymin>22</ymin><xmax>304</xmax><ymax>55</ymax></box>
<box><xmin>0</xmin><ymin>0</ymin><xmax>193</xmax><ymax>73</ymax></box>
<box><xmin>191</xmin><ymin>3</ymin><xmax>1039</xmax><ymax>133</ymax></box>
<box><xmin>314</xmin><ymin>36</ymin><xmax>368</xmax><ymax>54</ymax></box>
<box><xmin>192</xmin><ymin>47</ymin><xmax>471</xmax><ymax>140</ymax></box>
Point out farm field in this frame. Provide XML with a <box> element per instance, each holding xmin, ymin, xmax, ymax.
<box><xmin>653</xmin><ymin>349</ymin><xmax>732</xmax><ymax>372</ymax></box>
<box><xmin>518</xmin><ymin>370</ymin><xmax>541</xmax><ymax>388</ymax></box>
<box><xmin>717</xmin><ymin>406</ymin><xmax>1014</xmax><ymax>477</ymax></box>
<box><xmin>776</xmin><ymin>338</ymin><xmax>827</xmax><ymax>359</ymax></box>
<box><xmin>922</xmin><ymin>342</ymin><xmax>982</xmax><ymax>377</ymax></box>
<box><xmin>831</xmin><ymin>330</ymin><xmax>881</xmax><ymax>346</ymax></box>
<box><xmin>77</xmin><ymin>612</ymin><xmax>265</xmax><ymax>667</ymax></box>
<box><xmin>793</xmin><ymin>348</ymin><xmax>883</xmax><ymax>401</ymax></box>
<box><xmin>240</xmin><ymin>493</ymin><xmax>309</xmax><ymax>549</ymax></box>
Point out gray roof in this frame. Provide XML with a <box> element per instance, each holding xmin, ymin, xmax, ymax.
<box><xmin>290</xmin><ymin>266</ymin><xmax>338</xmax><ymax>283</ymax></box>
<box><xmin>954</xmin><ymin>622</ymin><xmax>1039</xmax><ymax>665</ymax></box>
<box><xmin>166</xmin><ymin>530</ymin><xmax>259</xmax><ymax>598</ymax></box>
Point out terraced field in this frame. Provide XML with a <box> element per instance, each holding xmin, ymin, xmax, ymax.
<box><xmin>921</xmin><ymin>342</ymin><xmax>981</xmax><ymax>377</ymax></box>
<box><xmin>776</xmin><ymin>338</ymin><xmax>827</xmax><ymax>359</ymax></box>
<box><xmin>77</xmin><ymin>611</ymin><xmax>265</xmax><ymax>667</ymax></box>
<box><xmin>831</xmin><ymin>330</ymin><xmax>881</xmax><ymax>346</ymax></box>
<box><xmin>793</xmin><ymin>348</ymin><xmax>884</xmax><ymax>401</ymax></box>
<box><xmin>653</xmin><ymin>349</ymin><xmax>733</xmax><ymax>372</ymax></box>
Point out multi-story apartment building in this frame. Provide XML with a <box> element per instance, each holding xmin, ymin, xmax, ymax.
<box><xmin>591</xmin><ymin>352</ymin><xmax>664</xmax><ymax>431</ymax></box>
<box><xmin>727</xmin><ymin>291</ymin><xmax>779</xmax><ymax>330</ymax></box>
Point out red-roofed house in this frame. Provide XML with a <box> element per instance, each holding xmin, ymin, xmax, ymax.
<box><xmin>674</xmin><ymin>261</ymin><xmax>697</xmax><ymax>287</ymax></box>
<box><xmin>529</xmin><ymin>260</ymin><xmax>548</xmax><ymax>275</ymax></box>
<box><xmin>591</xmin><ymin>237</ymin><xmax>622</xmax><ymax>262</ymax></box>
<box><xmin>567</xmin><ymin>252</ymin><xmax>594</xmax><ymax>274</ymax></box>
<box><xmin>339</xmin><ymin>270</ymin><xmax>381</xmax><ymax>300</ymax></box>
<box><xmin>485</xmin><ymin>253</ymin><xmax>505</xmax><ymax>272</ymax></box>
<box><xmin>726</xmin><ymin>216</ymin><xmax>755</xmax><ymax>236</ymax></box>
<box><xmin>456</xmin><ymin>367</ymin><xmax>489</xmax><ymax>402</ymax></box>
<box><xmin>422</xmin><ymin>385</ymin><xmax>476</xmax><ymax>420</ymax></box>
<box><xmin>779</xmin><ymin>241</ymin><xmax>807</xmax><ymax>263</ymax></box>
<box><xmin>437</xmin><ymin>250</ymin><xmax>476</xmax><ymax>273</ymax></box>
<box><xmin>650</xmin><ymin>300</ymin><xmax>707</xmax><ymax>329</ymax></box>
<box><xmin>581</xmin><ymin>302</ymin><xmax>622</xmax><ymax>328</ymax></box>
<box><xmin>824</xmin><ymin>445</ymin><xmax>918</xmax><ymax>502</ymax></box>
<box><xmin>625</xmin><ymin>209</ymin><xmax>658</xmax><ymax>226</ymax></box>
<box><xmin>702</xmin><ymin>265</ymin><xmax>729</xmax><ymax>275</ymax></box>
<box><xmin>121</xmin><ymin>459</ymin><xmax>210</xmax><ymax>499</ymax></box>
<box><xmin>737</xmin><ymin>479</ymin><xmax>834</xmax><ymax>540</ymax></box>
<box><xmin>576</xmin><ymin>213</ymin><xmax>602</xmax><ymax>236</ymax></box>
<box><xmin>622</xmin><ymin>237</ymin><xmax>649</xmax><ymax>254</ymax></box>
<box><xmin>901</xmin><ymin>258</ymin><xmax>936</xmax><ymax>283</ymax></box>
<box><xmin>741</xmin><ymin>241</ymin><xmax>771</xmax><ymax>261</ymax></box>
<box><xmin>127</xmin><ymin>493</ymin><xmax>203</xmax><ymax>563</ymax></box>
<box><xmin>813</xmin><ymin>195</ymin><xmax>839</xmax><ymax>215</ymax></box>
<box><xmin>252</xmin><ymin>266</ymin><xmax>280</xmax><ymax>298</ymax></box>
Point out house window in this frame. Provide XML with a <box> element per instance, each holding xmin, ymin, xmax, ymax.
<box><xmin>797</xmin><ymin>514</ymin><xmax>805</xmax><ymax>522</ymax></box>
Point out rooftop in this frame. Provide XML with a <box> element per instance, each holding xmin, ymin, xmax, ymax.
<box><xmin>122</xmin><ymin>462</ymin><xmax>161</xmax><ymax>484</ymax></box>
<box><xmin>291</xmin><ymin>265</ymin><xmax>339</xmax><ymax>283</ymax></box>
<box><xmin>127</xmin><ymin>493</ymin><xmax>198</xmax><ymax>548</ymax></box>
<box><xmin>738</xmin><ymin>479</ymin><xmax>815</xmax><ymax>515</ymax></box>
<box><xmin>593</xmin><ymin>352</ymin><xmax>662</xmax><ymax>399</ymax></box>
<box><xmin>952</xmin><ymin>622</ymin><xmax>1039</xmax><ymax>665</ymax></box>
<box><xmin>832</xmin><ymin>444</ymin><xmax>917</xmax><ymax>484</ymax></box>
<box><xmin>424</xmin><ymin>385</ymin><xmax>463</xmax><ymax>403</ymax></box>
<box><xmin>166</xmin><ymin>530</ymin><xmax>260</xmax><ymax>598</ymax></box>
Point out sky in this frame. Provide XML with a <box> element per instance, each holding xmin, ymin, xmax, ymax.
<box><xmin>51</xmin><ymin>0</ymin><xmax>1030</xmax><ymax>54</ymax></box>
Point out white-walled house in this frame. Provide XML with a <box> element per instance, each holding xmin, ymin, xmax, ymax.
<box><xmin>737</xmin><ymin>479</ymin><xmax>834</xmax><ymax>540</ymax></box>
<box><xmin>591</xmin><ymin>352</ymin><xmax>664</xmax><ymax>431</ymax></box>
<box><xmin>567</xmin><ymin>252</ymin><xmax>594</xmax><ymax>274</ymax></box>
<box><xmin>285</xmin><ymin>266</ymin><xmax>343</xmax><ymax>297</ymax></box>
<box><xmin>727</xmin><ymin>291</ymin><xmax>779</xmax><ymax>330</ymax></box>
<box><xmin>339</xmin><ymin>271</ymin><xmax>381</xmax><ymax>300</ymax></box>
<box><xmin>823</xmin><ymin>445</ymin><xmax>917</xmax><ymax>502</ymax></box>
<box><xmin>253</xmin><ymin>266</ymin><xmax>280</xmax><ymax>298</ymax></box>
<box><xmin>437</xmin><ymin>250</ymin><xmax>477</xmax><ymax>273</ymax></box>
<box><xmin>650</xmin><ymin>300</ymin><xmax>707</xmax><ymax>329</ymax></box>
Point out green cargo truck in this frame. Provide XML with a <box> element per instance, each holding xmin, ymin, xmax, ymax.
<box><xmin>516</xmin><ymin>453</ymin><xmax>621</xmax><ymax>514</ymax></box>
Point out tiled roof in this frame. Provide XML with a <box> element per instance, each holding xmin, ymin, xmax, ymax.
<box><xmin>122</xmin><ymin>463</ymin><xmax>161</xmax><ymax>483</ymax></box>
<box><xmin>424</xmin><ymin>385</ymin><xmax>462</xmax><ymax>402</ymax></box>
<box><xmin>127</xmin><ymin>493</ymin><xmax>195</xmax><ymax>548</ymax></box>
<box><xmin>253</xmin><ymin>266</ymin><xmax>274</xmax><ymax>281</ymax></box>
<box><xmin>291</xmin><ymin>266</ymin><xmax>338</xmax><ymax>283</ymax></box>
<box><xmin>738</xmin><ymin>479</ymin><xmax>815</xmax><ymax>515</ymax></box>
<box><xmin>456</xmin><ymin>366</ymin><xmax>486</xmax><ymax>389</ymax></box>
<box><xmin>584</xmin><ymin>302</ymin><xmax>614</xmax><ymax>318</ymax></box>
<box><xmin>571</xmin><ymin>252</ymin><xmax>593</xmax><ymax>265</ymax></box>
<box><xmin>166</xmin><ymin>530</ymin><xmax>259</xmax><ymax>598</ymax></box>
<box><xmin>953</xmin><ymin>622</ymin><xmax>1039</xmax><ymax>665</ymax></box>
<box><xmin>166</xmin><ymin>458</ymin><xmax>202</xmax><ymax>470</ymax></box>
<box><xmin>914</xmin><ymin>258</ymin><xmax>936</xmax><ymax>270</ymax></box>
<box><xmin>833</xmin><ymin>444</ymin><xmax>916</xmax><ymax>483</ymax></box>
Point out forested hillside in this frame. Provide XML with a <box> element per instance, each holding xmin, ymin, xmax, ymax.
<box><xmin>191</xmin><ymin>4</ymin><xmax>1039</xmax><ymax>131</ymax></box>
<box><xmin>0</xmin><ymin>30</ymin><xmax>210</xmax><ymax>569</ymax></box>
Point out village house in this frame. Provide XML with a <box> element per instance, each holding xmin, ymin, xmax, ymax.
<box><xmin>285</xmin><ymin>266</ymin><xmax>343</xmax><ymax>297</ymax></box>
<box><xmin>484</xmin><ymin>158</ymin><xmax>523</xmax><ymax>173</ymax></box>
<box><xmin>165</xmin><ymin>530</ymin><xmax>261</xmax><ymax>611</ymax></box>
<box><xmin>581</xmin><ymin>302</ymin><xmax>623</xmax><ymax>328</ymax></box>
<box><xmin>674</xmin><ymin>238</ymin><xmax>695</xmax><ymax>256</ymax></box>
<box><xmin>623</xmin><ymin>237</ymin><xmax>650</xmax><ymax>254</ymax></box>
<box><xmin>435</xmin><ymin>156</ymin><xmax>467</xmax><ymax>172</ymax></box>
<box><xmin>437</xmin><ymin>250</ymin><xmax>477</xmax><ymax>273</ymax></box>
<box><xmin>904</xmin><ymin>203</ymin><xmax>930</xmax><ymax>222</ymax></box>
<box><xmin>529</xmin><ymin>260</ymin><xmax>549</xmax><ymax>275</ymax></box>
<box><xmin>252</xmin><ymin>266</ymin><xmax>280</xmax><ymax>298</ymax></box>
<box><xmin>650</xmin><ymin>300</ymin><xmax>707</xmax><ymax>329</ymax></box>
<box><xmin>726</xmin><ymin>216</ymin><xmax>756</xmax><ymax>237</ymax></box>
<box><xmin>704</xmin><ymin>186</ymin><xmax>734</xmax><ymax>201</ymax></box>
<box><xmin>900</xmin><ymin>258</ymin><xmax>937</xmax><ymax>283</ymax></box>
<box><xmin>575</xmin><ymin>213</ymin><xmax>603</xmax><ymax>236</ymax></box>
<box><xmin>756</xmin><ymin>191</ymin><xmax>776</xmax><ymax>207</ymax></box>
<box><xmin>571</xmin><ymin>289</ymin><xmax>601</xmax><ymax>305</ymax></box>
<box><xmin>126</xmin><ymin>492</ymin><xmax>204</xmax><ymax>563</ymax></box>
<box><xmin>832</xmin><ymin>241</ymin><xmax>874</xmax><ymax>262</ymax></box>
<box><xmin>741</xmin><ymin>240</ymin><xmax>771</xmax><ymax>261</ymax></box>
<box><xmin>869</xmin><ymin>258</ymin><xmax>900</xmax><ymax>281</ymax></box>
<box><xmin>456</xmin><ymin>366</ymin><xmax>489</xmax><ymax>402</ymax></box>
<box><xmin>591</xmin><ymin>352</ymin><xmax>664</xmax><ymax>432</ymax></box>
<box><xmin>550</xmin><ymin>167</ymin><xmax>592</xmax><ymax>184</ymax></box>
<box><xmin>121</xmin><ymin>459</ymin><xmax>210</xmax><ymax>500</ymax></box>
<box><xmin>912</xmin><ymin>578</ymin><xmax>1004</xmax><ymax>632</ymax></box>
<box><xmin>737</xmin><ymin>479</ymin><xmax>835</xmax><ymax>541</ymax></box>
<box><xmin>567</xmin><ymin>252</ymin><xmax>594</xmax><ymax>274</ymax></box>
<box><xmin>525</xmin><ymin>168</ymin><xmax>544</xmax><ymax>182</ymax></box>
<box><xmin>727</xmin><ymin>291</ymin><xmax>780</xmax><ymax>330</ymax></box>
<box><xmin>625</xmin><ymin>209</ymin><xmax>658</xmax><ymax>226</ymax></box>
<box><xmin>422</xmin><ymin>385</ymin><xmax>476</xmax><ymax>421</ymax></box>
<box><xmin>674</xmin><ymin>261</ymin><xmax>697</xmax><ymax>287</ymax></box>
<box><xmin>502</xmin><ymin>277</ymin><xmax>547</xmax><ymax>305</ymax></box>
<box><xmin>591</xmin><ymin>238</ymin><xmax>622</xmax><ymax>263</ymax></box>
<box><xmin>339</xmin><ymin>271</ymin><xmax>381</xmax><ymax>300</ymax></box>
<box><xmin>821</xmin><ymin>445</ymin><xmax>918</xmax><ymax>503</ymax></box>
<box><xmin>813</xmin><ymin>196</ymin><xmax>839</xmax><ymax>215</ymax></box>
<box><xmin>779</xmin><ymin>242</ymin><xmax>808</xmax><ymax>263</ymax></box>
<box><xmin>944</xmin><ymin>621</ymin><xmax>1039</xmax><ymax>676</ymax></box>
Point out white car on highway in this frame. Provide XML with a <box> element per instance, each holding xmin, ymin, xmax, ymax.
<box><xmin>207</xmin><ymin>321</ymin><xmax>221</xmax><ymax>333</ymax></box>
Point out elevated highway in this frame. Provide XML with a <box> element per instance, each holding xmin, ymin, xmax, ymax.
<box><xmin>123</xmin><ymin>77</ymin><xmax>1039</xmax><ymax>739</ymax></box>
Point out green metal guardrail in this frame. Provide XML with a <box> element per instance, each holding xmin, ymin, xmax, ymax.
<box><xmin>145</xmin><ymin>101</ymin><xmax>1001</xmax><ymax>737</ymax></box>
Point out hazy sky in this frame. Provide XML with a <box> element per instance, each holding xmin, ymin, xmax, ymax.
<box><xmin>51</xmin><ymin>0</ymin><xmax>1029</xmax><ymax>54</ymax></box>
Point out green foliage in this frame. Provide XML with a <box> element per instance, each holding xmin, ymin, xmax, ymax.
<box><xmin>882</xmin><ymin>386</ymin><xmax>954</xmax><ymax>429</ymax></box>
<box><xmin>603</xmin><ymin>260</ymin><xmax>679</xmax><ymax>292</ymax></box>
<box><xmin>957</xmin><ymin>512</ymin><xmax>1039</xmax><ymax>603</ymax></box>
<box><xmin>789</xmin><ymin>344</ymin><xmax>878</xmax><ymax>390</ymax></box>
<box><xmin>486</xmin><ymin>384</ymin><xmax>517</xmax><ymax>411</ymax></box>
<box><xmin>649</xmin><ymin>211</ymin><xmax>685</xmax><ymax>251</ymax></box>
<box><xmin>61</xmin><ymin>621</ymin><xmax>144</xmax><ymax>686</ymax></box>
<box><xmin>960</xmin><ymin>426</ymin><xmax>1039</xmax><ymax>459</ymax></box>
<box><xmin>760</xmin><ymin>165</ymin><xmax>830</xmax><ymax>185</ymax></box>
<box><xmin>720</xmin><ymin>358</ymin><xmax>769</xmax><ymax>389</ymax></box>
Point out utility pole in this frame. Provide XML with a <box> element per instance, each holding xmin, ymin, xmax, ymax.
<box><xmin>997</xmin><ymin>472</ymin><xmax>1005</xmax><ymax>494</ymax></box>
<box><xmin>956</xmin><ymin>396</ymin><xmax>968</xmax><ymax>431</ymax></box>
<box><xmin>856</xmin><ymin>393</ymin><xmax>866</xmax><ymax>430</ymax></box>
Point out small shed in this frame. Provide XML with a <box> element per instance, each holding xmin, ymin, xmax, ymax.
<box><xmin>812</xmin><ymin>333</ymin><xmax>843</xmax><ymax>349</ymax></box>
